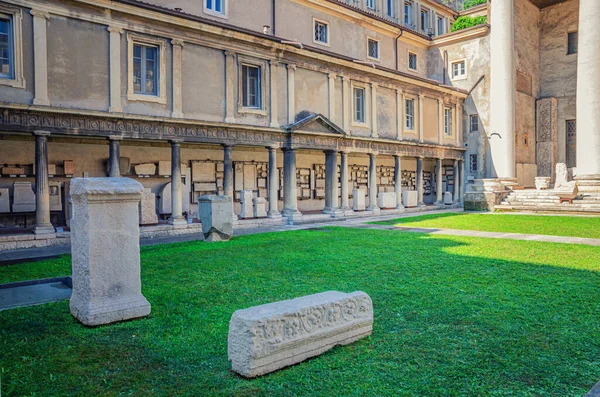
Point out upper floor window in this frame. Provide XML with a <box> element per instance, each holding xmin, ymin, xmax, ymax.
<box><xmin>437</xmin><ymin>16</ymin><xmax>445</xmax><ymax>35</ymax></box>
<box><xmin>354</xmin><ymin>87</ymin><xmax>366</xmax><ymax>123</ymax></box>
<box><xmin>387</xmin><ymin>0</ymin><xmax>395</xmax><ymax>18</ymax></box>
<box><xmin>567</xmin><ymin>31</ymin><xmax>577</xmax><ymax>55</ymax></box>
<box><xmin>404</xmin><ymin>2</ymin><xmax>412</xmax><ymax>26</ymax></box>
<box><xmin>313</xmin><ymin>19</ymin><xmax>329</xmax><ymax>45</ymax></box>
<box><xmin>205</xmin><ymin>0</ymin><xmax>226</xmax><ymax>16</ymax></box>
<box><xmin>451</xmin><ymin>60</ymin><xmax>466</xmax><ymax>80</ymax></box>
<box><xmin>408</xmin><ymin>51</ymin><xmax>417</xmax><ymax>71</ymax></box>
<box><xmin>470</xmin><ymin>114</ymin><xmax>479</xmax><ymax>133</ymax></box>
<box><xmin>420</xmin><ymin>8</ymin><xmax>429</xmax><ymax>32</ymax></box>
<box><xmin>405</xmin><ymin>98</ymin><xmax>415</xmax><ymax>130</ymax></box>
<box><xmin>444</xmin><ymin>107</ymin><xmax>452</xmax><ymax>136</ymax></box>
<box><xmin>242</xmin><ymin>64</ymin><xmax>261</xmax><ymax>108</ymax></box>
<box><xmin>133</xmin><ymin>44</ymin><xmax>158</xmax><ymax>96</ymax></box>
<box><xmin>0</xmin><ymin>15</ymin><xmax>13</xmax><ymax>79</ymax></box>
<box><xmin>366</xmin><ymin>0</ymin><xmax>375</xmax><ymax>10</ymax></box>
<box><xmin>470</xmin><ymin>154</ymin><xmax>478</xmax><ymax>173</ymax></box>
<box><xmin>367</xmin><ymin>38</ymin><xmax>379</xmax><ymax>60</ymax></box>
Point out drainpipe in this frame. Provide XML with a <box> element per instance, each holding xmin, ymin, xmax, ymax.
<box><xmin>394</xmin><ymin>29</ymin><xmax>403</xmax><ymax>71</ymax></box>
<box><xmin>272</xmin><ymin>0</ymin><xmax>276</xmax><ymax>36</ymax></box>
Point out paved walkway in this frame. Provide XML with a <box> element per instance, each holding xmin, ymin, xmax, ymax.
<box><xmin>351</xmin><ymin>223</ymin><xmax>600</xmax><ymax>246</ymax></box>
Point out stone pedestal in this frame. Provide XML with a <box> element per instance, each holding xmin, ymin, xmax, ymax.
<box><xmin>253</xmin><ymin>197</ymin><xmax>267</xmax><ymax>218</ymax></box>
<box><xmin>353</xmin><ymin>189</ymin><xmax>366</xmax><ymax>211</ymax></box>
<box><xmin>139</xmin><ymin>188</ymin><xmax>158</xmax><ymax>225</ymax></box>
<box><xmin>198</xmin><ymin>194</ymin><xmax>233</xmax><ymax>242</ymax></box>
<box><xmin>0</xmin><ymin>188</ymin><xmax>9</xmax><ymax>213</ymax></box>
<box><xmin>536</xmin><ymin>98</ymin><xmax>558</xmax><ymax>181</ymax></box>
<box><xmin>69</xmin><ymin>177</ymin><xmax>150</xmax><ymax>326</ymax></box>
<box><xmin>49</xmin><ymin>181</ymin><xmax>62</xmax><ymax>211</ymax></box>
<box><xmin>535</xmin><ymin>177</ymin><xmax>551</xmax><ymax>190</ymax></box>
<box><xmin>13</xmin><ymin>182</ymin><xmax>36</xmax><ymax>212</ymax></box>
<box><xmin>377</xmin><ymin>192</ymin><xmax>396</xmax><ymax>209</ymax></box>
<box><xmin>463</xmin><ymin>179</ymin><xmax>511</xmax><ymax>211</ymax></box>
<box><xmin>240</xmin><ymin>190</ymin><xmax>254</xmax><ymax>219</ymax></box>
<box><xmin>443</xmin><ymin>191</ymin><xmax>453</xmax><ymax>205</ymax></box>
<box><xmin>402</xmin><ymin>190</ymin><xmax>418</xmax><ymax>208</ymax></box>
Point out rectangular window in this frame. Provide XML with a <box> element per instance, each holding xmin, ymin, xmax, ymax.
<box><xmin>566</xmin><ymin>120</ymin><xmax>577</xmax><ymax>168</ymax></box>
<box><xmin>408</xmin><ymin>51</ymin><xmax>417</xmax><ymax>71</ymax></box>
<box><xmin>405</xmin><ymin>98</ymin><xmax>415</xmax><ymax>130</ymax></box>
<box><xmin>206</xmin><ymin>0</ymin><xmax>225</xmax><ymax>14</ymax></box>
<box><xmin>367</xmin><ymin>38</ymin><xmax>379</xmax><ymax>60</ymax></box>
<box><xmin>567</xmin><ymin>31</ymin><xmax>577</xmax><ymax>55</ymax></box>
<box><xmin>387</xmin><ymin>0</ymin><xmax>394</xmax><ymax>17</ymax></box>
<box><xmin>470</xmin><ymin>154</ymin><xmax>478</xmax><ymax>173</ymax></box>
<box><xmin>451</xmin><ymin>60</ymin><xmax>466</xmax><ymax>79</ymax></box>
<box><xmin>444</xmin><ymin>107</ymin><xmax>452</xmax><ymax>136</ymax></box>
<box><xmin>242</xmin><ymin>64</ymin><xmax>261</xmax><ymax>108</ymax></box>
<box><xmin>420</xmin><ymin>8</ymin><xmax>429</xmax><ymax>32</ymax></box>
<box><xmin>133</xmin><ymin>44</ymin><xmax>159</xmax><ymax>96</ymax></box>
<box><xmin>314</xmin><ymin>20</ymin><xmax>329</xmax><ymax>45</ymax></box>
<box><xmin>404</xmin><ymin>2</ymin><xmax>412</xmax><ymax>25</ymax></box>
<box><xmin>366</xmin><ymin>0</ymin><xmax>375</xmax><ymax>9</ymax></box>
<box><xmin>354</xmin><ymin>87</ymin><xmax>366</xmax><ymax>123</ymax></box>
<box><xmin>437</xmin><ymin>16</ymin><xmax>445</xmax><ymax>35</ymax></box>
<box><xmin>0</xmin><ymin>16</ymin><xmax>13</xmax><ymax>79</ymax></box>
<box><xmin>470</xmin><ymin>114</ymin><xmax>479</xmax><ymax>133</ymax></box>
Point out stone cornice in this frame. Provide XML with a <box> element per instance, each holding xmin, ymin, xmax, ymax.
<box><xmin>430</xmin><ymin>24</ymin><xmax>490</xmax><ymax>47</ymax></box>
<box><xmin>0</xmin><ymin>105</ymin><xmax>465</xmax><ymax>159</ymax></box>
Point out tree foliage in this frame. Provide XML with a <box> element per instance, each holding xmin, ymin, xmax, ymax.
<box><xmin>451</xmin><ymin>15</ymin><xmax>488</xmax><ymax>32</ymax></box>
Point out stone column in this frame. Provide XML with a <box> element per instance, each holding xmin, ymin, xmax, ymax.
<box><xmin>416</xmin><ymin>157</ymin><xmax>425</xmax><ymax>206</ymax></box>
<box><xmin>324</xmin><ymin>150</ymin><xmax>339</xmax><ymax>214</ymax></box>
<box><xmin>171</xmin><ymin>39</ymin><xmax>184</xmax><ymax>118</ymax></box>
<box><xmin>108</xmin><ymin>26</ymin><xmax>123</xmax><ymax>113</ymax></box>
<box><xmin>224</xmin><ymin>51</ymin><xmax>236</xmax><ymax>124</ymax></box>
<box><xmin>394</xmin><ymin>155</ymin><xmax>404</xmax><ymax>209</ymax></box>
<box><xmin>459</xmin><ymin>159</ymin><xmax>465</xmax><ymax>204</ymax></box>
<box><xmin>575</xmin><ymin>0</ymin><xmax>600</xmax><ymax>190</ymax></box>
<box><xmin>33</xmin><ymin>131</ymin><xmax>54</xmax><ymax>235</ymax></box>
<box><xmin>435</xmin><ymin>158</ymin><xmax>444</xmax><ymax>205</ymax></box>
<box><xmin>453</xmin><ymin>159</ymin><xmax>460</xmax><ymax>204</ymax></box>
<box><xmin>489</xmin><ymin>0</ymin><xmax>515</xmax><ymax>180</ymax></box>
<box><xmin>282</xmin><ymin>148</ymin><xmax>301</xmax><ymax>220</ymax></box>
<box><xmin>107</xmin><ymin>136</ymin><xmax>122</xmax><ymax>177</ymax></box>
<box><xmin>69</xmin><ymin>177</ymin><xmax>150</xmax><ymax>326</ymax></box>
<box><xmin>340</xmin><ymin>151</ymin><xmax>350</xmax><ymax>211</ymax></box>
<box><xmin>222</xmin><ymin>144</ymin><xmax>238</xmax><ymax>221</ymax></box>
<box><xmin>169</xmin><ymin>140</ymin><xmax>186</xmax><ymax>227</ymax></box>
<box><xmin>368</xmin><ymin>153</ymin><xmax>380</xmax><ymax>213</ymax></box>
<box><xmin>267</xmin><ymin>146</ymin><xmax>281</xmax><ymax>218</ymax></box>
<box><xmin>31</xmin><ymin>10</ymin><xmax>50</xmax><ymax>106</ymax></box>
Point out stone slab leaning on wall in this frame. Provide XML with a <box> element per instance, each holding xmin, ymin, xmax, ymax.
<box><xmin>69</xmin><ymin>177</ymin><xmax>151</xmax><ymax>326</ymax></box>
<box><xmin>228</xmin><ymin>291</ymin><xmax>373</xmax><ymax>377</ymax></box>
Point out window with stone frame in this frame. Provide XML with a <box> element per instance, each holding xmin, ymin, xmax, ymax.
<box><xmin>386</xmin><ymin>0</ymin><xmax>395</xmax><ymax>18</ymax></box>
<box><xmin>470</xmin><ymin>114</ymin><xmax>479</xmax><ymax>133</ymax></box>
<box><xmin>354</xmin><ymin>87</ymin><xmax>366</xmax><ymax>123</ymax></box>
<box><xmin>404</xmin><ymin>1</ymin><xmax>412</xmax><ymax>26</ymax></box>
<box><xmin>405</xmin><ymin>98</ymin><xmax>415</xmax><ymax>130</ymax></box>
<box><xmin>133</xmin><ymin>44</ymin><xmax>159</xmax><ymax>96</ymax></box>
<box><xmin>567</xmin><ymin>31</ymin><xmax>577</xmax><ymax>55</ymax></box>
<box><xmin>444</xmin><ymin>107</ymin><xmax>452</xmax><ymax>136</ymax></box>
<box><xmin>0</xmin><ymin>15</ymin><xmax>13</xmax><ymax>79</ymax></box>
<box><xmin>366</xmin><ymin>0</ymin><xmax>375</xmax><ymax>10</ymax></box>
<box><xmin>451</xmin><ymin>60</ymin><xmax>466</xmax><ymax>80</ymax></box>
<box><xmin>420</xmin><ymin>7</ymin><xmax>429</xmax><ymax>32</ymax></box>
<box><xmin>470</xmin><ymin>154</ymin><xmax>478</xmax><ymax>173</ymax></box>
<box><xmin>367</xmin><ymin>38</ymin><xmax>379</xmax><ymax>60</ymax></box>
<box><xmin>313</xmin><ymin>19</ymin><xmax>329</xmax><ymax>45</ymax></box>
<box><xmin>242</xmin><ymin>64</ymin><xmax>261</xmax><ymax>109</ymax></box>
<box><xmin>437</xmin><ymin>16</ymin><xmax>445</xmax><ymax>35</ymax></box>
<box><xmin>566</xmin><ymin>120</ymin><xmax>576</xmax><ymax>168</ymax></box>
<box><xmin>205</xmin><ymin>0</ymin><xmax>226</xmax><ymax>16</ymax></box>
<box><xmin>408</xmin><ymin>51</ymin><xmax>418</xmax><ymax>71</ymax></box>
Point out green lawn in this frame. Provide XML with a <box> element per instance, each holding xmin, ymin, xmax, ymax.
<box><xmin>374</xmin><ymin>212</ymin><xmax>600</xmax><ymax>239</ymax></box>
<box><xmin>1</xmin><ymin>228</ymin><xmax>599</xmax><ymax>396</ymax></box>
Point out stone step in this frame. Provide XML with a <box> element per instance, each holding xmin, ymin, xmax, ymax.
<box><xmin>495</xmin><ymin>204</ymin><xmax>600</xmax><ymax>213</ymax></box>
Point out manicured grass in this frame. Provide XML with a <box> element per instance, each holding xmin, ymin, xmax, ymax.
<box><xmin>374</xmin><ymin>212</ymin><xmax>600</xmax><ymax>239</ymax></box>
<box><xmin>1</xmin><ymin>228</ymin><xmax>599</xmax><ymax>396</ymax></box>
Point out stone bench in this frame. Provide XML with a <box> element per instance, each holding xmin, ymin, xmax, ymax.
<box><xmin>228</xmin><ymin>291</ymin><xmax>373</xmax><ymax>377</ymax></box>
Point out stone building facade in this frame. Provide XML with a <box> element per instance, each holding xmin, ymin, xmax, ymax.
<box><xmin>0</xmin><ymin>0</ymin><xmax>595</xmax><ymax>236</ymax></box>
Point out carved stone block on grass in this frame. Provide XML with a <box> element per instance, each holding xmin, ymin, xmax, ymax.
<box><xmin>198</xmin><ymin>194</ymin><xmax>233</xmax><ymax>242</ymax></box>
<box><xmin>69</xmin><ymin>177</ymin><xmax>151</xmax><ymax>326</ymax></box>
<box><xmin>228</xmin><ymin>291</ymin><xmax>373</xmax><ymax>378</ymax></box>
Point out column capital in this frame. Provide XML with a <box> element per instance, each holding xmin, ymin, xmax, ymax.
<box><xmin>328</xmin><ymin>73</ymin><xmax>337</xmax><ymax>80</ymax></box>
<box><xmin>282</xmin><ymin>147</ymin><xmax>296</xmax><ymax>152</ymax></box>
<box><xmin>169</xmin><ymin>139</ymin><xmax>183</xmax><ymax>145</ymax></box>
<box><xmin>224</xmin><ymin>50</ymin><xmax>236</xmax><ymax>57</ymax></box>
<box><xmin>369</xmin><ymin>152</ymin><xmax>379</xmax><ymax>157</ymax></box>
<box><xmin>324</xmin><ymin>149</ymin><xmax>338</xmax><ymax>155</ymax></box>
<box><xmin>33</xmin><ymin>130</ymin><xmax>51</xmax><ymax>137</ymax></box>
<box><xmin>30</xmin><ymin>9</ymin><xmax>50</xmax><ymax>20</ymax></box>
<box><xmin>171</xmin><ymin>38</ymin><xmax>185</xmax><ymax>47</ymax></box>
<box><xmin>107</xmin><ymin>25</ymin><xmax>124</xmax><ymax>34</ymax></box>
<box><xmin>286</xmin><ymin>64</ymin><xmax>297</xmax><ymax>71</ymax></box>
<box><xmin>393</xmin><ymin>154</ymin><xmax>402</xmax><ymax>159</ymax></box>
<box><xmin>107</xmin><ymin>135</ymin><xmax>123</xmax><ymax>141</ymax></box>
<box><xmin>222</xmin><ymin>143</ymin><xmax>234</xmax><ymax>149</ymax></box>
<box><xmin>267</xmin><ymin>145</ymin><xmax>280</xmax><ymax>151</ymax></box>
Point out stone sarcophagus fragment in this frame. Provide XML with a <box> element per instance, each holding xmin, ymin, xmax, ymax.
<box><xmin>228</xmin><ymin>291</ymin><xmax>373</xmax><ymax>378</ymax></box>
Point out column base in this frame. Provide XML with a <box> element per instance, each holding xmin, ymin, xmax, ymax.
<box><xmin>367</xmin><ymin>206</ymin><xmax>381</xmax><ymax>215</ymax></box>
<box><xmin>34</xmin><ymin>224</ymin><xmax>56</xmax><ymax>237</ymax></box>
<box><xmin>282</xmin><ymin>209</ymin><xmax>303</xmax><ymax>223</ymax></box>
<box><xmin>168</xmin><ymin>217</ymin><xmax>188</xmax><ymax>229</ymax></box>
<box><xmin>434</xmin><ymin>201</ymin><xmax>443</xmax><ymax>206</ymax></box>
<box><xmin>267</xmin><ymin>210</ymin><xmax>282</xmax><ymax>219</ymax></box>
<box><xmin>323</xmin><ymin>208</ymin><xmax>347</xmax><ymax>218</ymax></box>
<box><xmin>70</xmin><ymin>293</ymin><xmax>151</xmax><ymax>327</ymax></box>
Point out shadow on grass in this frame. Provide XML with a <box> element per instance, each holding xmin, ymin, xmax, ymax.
<box><xmin>1</xmin><ymin>227</ymin><xmax>599</xmax><ymax>396</ymax></box>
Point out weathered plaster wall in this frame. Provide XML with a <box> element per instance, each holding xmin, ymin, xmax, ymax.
<box><xmin>295</xmin><ymin>67</ymin><xmax>329</xmax><ymax>120</ymax></box>
<box><xmin>539</xmin><ymin>0</ymin><xmax>578</xmax><ymax>165</ymax></box>
<box><xmin>422</xmin><ymin>97</ymin><xmax>438</xmax><ymax>143</ymax></box>
<box><xmin>377</xmin><ymin>86</ymin><xmax>396</xmax><ymax>139</ymax></box>
<box><xmin>47</xmin><ymin>16</ymin><xmax>109</xmax><ymax>111</ymax></box>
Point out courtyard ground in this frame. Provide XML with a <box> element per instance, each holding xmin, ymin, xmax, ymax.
<box><xmin>1</xmin><ymin>226</ymin><xmax>599</xmax><ymax>396</ymax></box>
<box><xmin>373</xmin><ymin>212</ymin><xmax>600</xmax><ymax>239</ymax></box>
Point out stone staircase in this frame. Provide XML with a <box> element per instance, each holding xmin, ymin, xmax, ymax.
<box><xmin>495</xmin><ymin>190</ymin><xmax>600</xmax><ymax>213</ymax></box>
